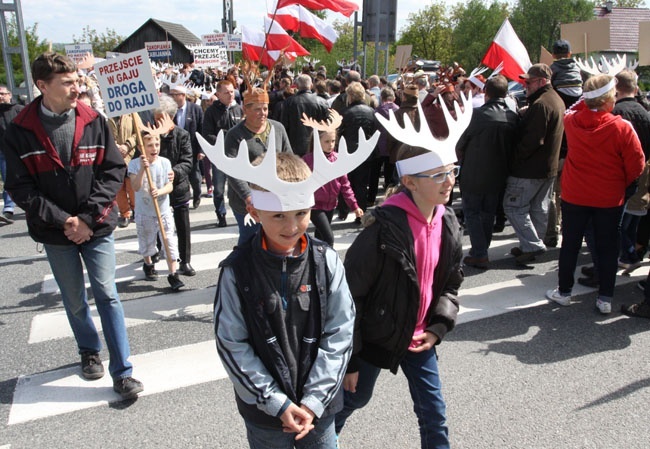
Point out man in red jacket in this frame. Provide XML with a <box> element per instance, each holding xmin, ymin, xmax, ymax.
<box><xmin>3</xmin><ymin>52</ymin><xmax>143</xmax><ymax>400</ymax></box>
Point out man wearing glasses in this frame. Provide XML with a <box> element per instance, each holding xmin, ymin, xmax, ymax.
<box><xmin>0</xmin><ymin>85</ymin><xmax>23</xmax><ymax>224</ymax></box>
<box><xmin>505</xmin><ymin>64</ymin><xmax>565</xmax><ymax>265</ymax></box>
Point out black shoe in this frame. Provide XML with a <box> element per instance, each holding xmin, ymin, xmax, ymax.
<box><xmin>192</xmin><ymin>198</ymin><xmax>201</xmax><ymax>209</ymax></box>
<box><xmin>179</xmin><ymin>262</ymin><xmax>196</xmax><ymax>276</ymax></box>
<box><xmin>168</xmin><ymin>272</ymin><xmax>185</xmax><ymax>291</ymax></box>
<box><xmin>113</xmin><ymin>377</ymin><xmax>144</xmax><ymax>400</ymax></box>
<box><xmin>117</xmin><ymin>216</ymin><xmax>129</xmax><ymax>228</ymax></box>
<box><xmin>510</xmin><ymin>247</ymin><xmax>523</xmax><ymax>257</ymax></box>
<box><xmin>638</xmin><ymin>280</ymin><xmax>646</xmax><ymax>292</ymax></box>
<box><xmin>354</xmin><ymin>217</ymin><xmax>362</xmax><ymax>225</ymax></box>
<box><xmin>543</xmin><ymin>238</ymin><xmax>558</xmax><ymax>248</ymax></box>
<box><xmin>143</xmin><ymin>262</ymin><xmax>158</xmax><ymax>281</ymax></box>
<box><xmin>493</xmin><ymin>222</ymin><xmax>505</xmax><ymax>233</ymax></box>
<box><xmin>151</xmin><ymin>250</ymin><xmax>161</xmax><ymax>264</ymax></box>
<box><xmin>577</xmin><ymin>276</ymin><xmax>599</xmax><ymax>288</ymax></box>
<box><xmin>81</xmin><ymin>352</ymin><xmax>105</xmax><ymax>380</ymax></box>
<box><xmin>337</xmin><ymin>212</ymin><xmax>348</xmax><ymax>221</ymax></box>
<box><xmin>581</xmin><ymin>265</ymin><xmax>595</xmax><ymax>278</ymax></box>
<box><xmin>515</xmin><ymin>249</ymin><xmax>545</xmax><ymax>265</ymax></box>
<box><xmin>217</xmin><ymin>214</ymin><xmax>227</xmax><ymax>228</ymax></box>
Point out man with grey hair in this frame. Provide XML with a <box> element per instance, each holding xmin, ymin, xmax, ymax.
<box><xmin>154</xmin><ymin>94</ymin><xmax>195</xmax><ymax>276</ymax></box>
<box><xmin>280</xmin><ymin>73</ymin><xmax>329</xmax><ymax>156</ymax></box>
<box><xmin>367</xmin><ymin>75</ymin><xmax>381</xmax><ymax>104</ymax></box>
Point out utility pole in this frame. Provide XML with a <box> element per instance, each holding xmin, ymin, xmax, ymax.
<box><xmin>0</xmin><ymin>0</ymin><xmax>33</xmax><ymax>103</ymax></box>
<box><xmin>222</xmin><ymin>0</ymin><xmax>235</xmax><ymax>64</ymax></box>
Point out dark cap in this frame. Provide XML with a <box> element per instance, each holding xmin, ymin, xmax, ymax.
<box><xmin>519</xmin><ymin>63</ymin><xmax>552</xmax><ymax>80</ymax></box>
<box><xmin>552</xmin><ymin>39</ymin><xmax>571</xmax><ymax>55</ymax></box>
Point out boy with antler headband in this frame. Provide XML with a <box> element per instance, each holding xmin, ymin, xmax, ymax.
<box><xmin>202</xmin><ymin>117</ymin><xmax>380</xmax><ymax>446</ymax></box>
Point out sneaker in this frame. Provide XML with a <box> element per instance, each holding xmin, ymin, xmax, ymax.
<box><xmin>0</xmin><ymin>213</ymin><xmax>13</xmax><ymax>225</ymax></box>
<box><xmin>81</xmin><ymin>352</ymin><xmax>105</xmax><ymax>380</ymax></box>
<box><xmin>463</xmin><ymin>255</ymin><xmax>489</xmax><ymax>269</ymax></box>
<box><xmin>168</xmin><ymin>273</ymin><xmax>185</xmax><ymax>291</ymax></box>
<box><xmin>117</xmin><ymin>216</ymin><xmax>129</xmax><ymax>228</ymax></box>
<box><xmin>113</xmin><ymin>377</ymin><xmax>144</xmax><ymax>399</ymax></box>
<box><xmin>637</xmin><ymin>280</ymin><xmax>646</xmax><ymax>292</ymax></box>
<box><xmin>596</xmin><ymin>298</ymin><xmax>612</xmax><ymax>314</ymax></box>
<box><xmin>205</xmin><ymin>187</ymin><xmax>214</xmax><ymax>198</ymax></box>
<box><xmin>546</xmin><ymin>288</ymin><xmax>572</xmax><ymax>306</ymax></box>
<box><xmin>621</xmin><ymin>302</ymin><xmax>650</xmax><ymax>319</ymax></box>
<box><xmin>143</xmin><ymin>262</ymin><xmax>158</xmax><ymax>281</ymax></box>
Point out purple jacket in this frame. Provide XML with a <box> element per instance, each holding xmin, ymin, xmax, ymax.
<box><xmin>303</xmin><ymin>151</ymin><xmax>359</xmax><ymax>211</ymax></box>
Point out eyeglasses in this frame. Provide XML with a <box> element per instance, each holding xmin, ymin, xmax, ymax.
<box><xmin>411</xmin><ymin>165</ymin><xmax>460</xmax><ymax>184</ymax></box>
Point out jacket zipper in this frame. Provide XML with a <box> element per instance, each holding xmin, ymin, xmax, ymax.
<box><xmin>281</xmin><ymin>257</ymin><xmax>288</xmax><ymax>310</ymax></box>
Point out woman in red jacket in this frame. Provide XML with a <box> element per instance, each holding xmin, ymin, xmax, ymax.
<box><xmin>546</xmin><ymin>74</ymin><xmax>645</xmax><ymax>314</ymax></box>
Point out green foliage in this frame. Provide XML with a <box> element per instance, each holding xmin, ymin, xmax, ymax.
<box><xmin>72</xmin><ymin>26</ymin><xmax>124</xmax><ymax>58</ymax></box>
<box><xmin>510</xmin><ymin>0</ymin><xmax>596</xmax><ymax>62</ymax></box>
<box><xmin>396</xmin><ymin>1</ymin><xmax>452</xmax><ymax>63</ymax></box>
<box><xmin>450</xmin><ymin>0</ymin><xmax>509</xmax><ymax>69</ymax></box>
<box><xmin>614</xmin><ymin>0</ymin><xmax>646</xmax><ymax>7</ymax></box>
<box><xmin>0</xmin><ymin>20</ymin><xmax>49</xmax><ymax>85</ymax></box>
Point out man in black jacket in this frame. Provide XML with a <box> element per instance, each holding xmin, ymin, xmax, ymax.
<box><xmin>4</xmin><ymin>52</ymin><xmax>143</xmax><ymax>399</ymax></box>
<box><xmin>0</xmin><ymin>84</ymin><xmax>23</xmax><ymax>224</ymax></box>
<box><xmin>456</xmin><ymin>75</ymin><xmax>519</xmax><ymax>268</ymax></box>
<box><xmin>202</xmin><ymin>80</ymin><xmax>243</xmax><ymax>227</ymax></box>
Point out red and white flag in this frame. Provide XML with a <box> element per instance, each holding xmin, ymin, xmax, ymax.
<box><xmin>264</xmin><ymin>16</ymin><xmax>310</xmax><ymax>57</ymax></box>
<box><xmin>481</xmin><ymin>18</ymin><xmax>532</xmax><ymax>81</ymax></box>
<box><xmin>275</xmin><ymin>0</ymin><xmax>359</xmax><ymax>18</ymax></box>
<box><xmin>272</xmin><ymin>4</ymin><xmax>338</xmax><ymax>52</ymax></box>
<box><xmin>241</xmin><ymin>21</ymin><xmax>307</xmax><ymax>67</ymax></box>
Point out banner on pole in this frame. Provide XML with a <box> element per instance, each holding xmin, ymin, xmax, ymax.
<box><xmin>202</xmin><ymin>33</ymin><xmax>228</xmax><ymax>46</ymax></box>
<box><xmin>192</xmin><ymin>46</ymin><xmax>228</xmax><ymax>68</ymax></box>
<box><xmin>94</xmin><ymin>49</ymin><xmax>160</xmax><ymax>118</ymax></box>
<box><xmin>227</xmin><ymin>34</ymin><xmax>242</xmax><ymax>51</ymax></box>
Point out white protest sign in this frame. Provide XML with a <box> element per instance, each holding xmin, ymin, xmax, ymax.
<box><xmin>145</xmin><ymin>41</ymin><xmax>172</xmax><ymax>59</ymax></box>
<box><xmin>227</xmin><ymin>34</ymin><xmax>242</xmax><ymax>51</ymax></box>
<box><xmin>94</xmin><ymin>49</ymin><xmax>160</xmax><ymax>118</ymax></box>
<box><xmin>192</xmin><ymin>46</ymin><xmax>228</xmax><ymax>68</ymax></box>
<box><xmin>202</xmin><ymin>33</ymin><xmax>227</xmax><ymax>46</ymax></box>
<box><xmin>65</xmin><ymin>43</ymin><xmax>93</xmax><ymax>64</ymax></box>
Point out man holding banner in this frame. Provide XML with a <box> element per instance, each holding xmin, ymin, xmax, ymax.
<box><xmin>3</xmin><ymin>52</ymin><xmax>144</xmax><ymax>400</ymax></box>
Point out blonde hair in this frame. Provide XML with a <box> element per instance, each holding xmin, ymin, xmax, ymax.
<box><xmin>249</xmin><ymin>152</ymin><xmax>312</xmax><ymax>191</ymax></box>
<box><xmin>583</xmin><ymin>75</ymin><xmax>616</xmax><ymax>109</ymax></box>
<box><xmin>346</xmin><ymin>81</ymin><xmax>366</xmax><ymax>104</ymax></box>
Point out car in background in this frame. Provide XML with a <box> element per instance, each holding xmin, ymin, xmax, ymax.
<box><xmin>508</xmin><ymin>81</ymin><xmax>527</xmax><ymax>108</ymax></box>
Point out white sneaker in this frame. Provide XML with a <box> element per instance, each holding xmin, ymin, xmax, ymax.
<box><xmin>546</xmin><ymin>288</ymin><xmax>571</xmax><ymax>306</ymax></box>
<box><xmin>596</xmin><ymin>298</ymin><xmax>612</xmax><ymax>314</ymax></box>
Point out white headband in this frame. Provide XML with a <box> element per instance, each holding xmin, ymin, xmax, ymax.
<box><xmin>583</xmin><ymin>78</ymin><xmax>617</xmax><ymax>99</ymax></box>
<box><xmin>251</xmin><ymin>190</ymin><xmax>315</xmax><ymax>211</ymax></box>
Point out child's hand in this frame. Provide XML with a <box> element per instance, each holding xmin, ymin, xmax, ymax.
<box><xmin>295</xmin><ymin>405</ymin><xmax>316</xmax><ymax>441</ymax></box>
<box><xmin>140</xmin><ymin>154</ymin><xmax>150</xmax><ymax>168</ymax></box>
<box><xmin>343</xmin><ymin>372</ymin><xmax>359</xmax><ymax>393</ymax></box>
<box><xmin>280</xmin><ymin>403</ymin><xmax>314</xmax><ymax>438</ymax></box>
<box><xmin>353</xmin><ymin>208</ymin><xmax>364</xmax><ymax>219</ymax></box>
<box><xmin>150</xmin><ymin>187</ymin><xmax>159</xmax><ymax>198</ymax></box>
<box><xmin>408</xmin><ymin>331</ymin><xmax>439</xmax><ymax>353</ymax></box>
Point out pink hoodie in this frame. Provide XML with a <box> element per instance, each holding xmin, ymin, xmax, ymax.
<box><xmin>383</xmin><ymin>192</ymin><xmax>445</xmax><ymax>347</ymax></box>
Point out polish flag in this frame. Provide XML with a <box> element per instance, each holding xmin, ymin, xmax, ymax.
<box><xmin>264</xmin><ymin>16</ymin><xmax>310</xmax><ymax>57</ymax></box>
<box><xmin>481</xmin><ymin>18</ymin><xmax>532</xmax><ymax>81</ymax></box>
<box><xmin>241</xmin><ymin>23</ymin><xmax>305</xmax><ymax>67</ymax></box>
<box><xmin>275</xmin><ymin>0</ymin><xmax>359</xmax><ymax>18</ymax></box>
<box><xmin>272</xmin><ymin>4</ymin><xmax>338</xmax><ymax>52</ymax></box>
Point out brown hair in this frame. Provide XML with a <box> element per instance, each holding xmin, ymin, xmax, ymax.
<box><xmin>31</xmin><ymin>52</ymin><xmax>76</xmax><ymax>84</ymax></box>
<box><xmin>615</xmin><ymin>69</ymin><xmax>637</xmax><ymax>96</ymax></box>
<box><xmin>385</xmin><ymin>145</ymin><xmax>432</xmax><ymax>197</ymax></box>
<box><xmin>249</xmin><ymin>152</ymin><xmax>311</xmax><ymax>191</ymax></box>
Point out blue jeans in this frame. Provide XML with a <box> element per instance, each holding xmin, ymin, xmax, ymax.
<box><xmin>234</xmin><ymin>211</ymin><xmax>261</xmax><ymax>246</ymax></box>
<box><xmin>503</xmin><ymin>176</ymin><xmax>554</xmax><ymax>252</ymax></box>
<box><xmin>335</xmin><ymin>350</ymin><xmax>449</xmax><ymax>449</ymax></box>
<box><xmin>558</xmin><ymin>201</ymin><xmax>623</xmax><ymax>299</ymax></box>
<box><xmin>44</xmin><ymin>233</ymin><xmax>133</xmax><ymax>379</ymax></box>
<box><xmin>462</xmin><ymin>191</ymin><xmax>500</xmax><ymax>258</ymax></box>
<box><xmin>0</xmin><ymin>150</ymin><xmax>16</xmax><ymax>213</ymax></box>
<box><xmin>244</xmin><ymin>414</ymin><xmax>336</xmax><ymax>449</ymax></box>
<box><xmin>211</xmin><ymin>163</ymin><xmax>227</xmax><ymax>216</ymax></box>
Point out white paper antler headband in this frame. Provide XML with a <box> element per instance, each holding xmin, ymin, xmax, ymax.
<box><xmin>197</xmin><ymin>122</ymin><xmax>380</xmax><ymax>211</ymax></box>
<box><xmin>376</xmin><ymin>92</ymin><xmax>473</xmax><ymax>177</ymax></box>
<box><xmin>576</xmin><ymin>54</ymin><xmax>628</xmax><ymax>76</ymax></box>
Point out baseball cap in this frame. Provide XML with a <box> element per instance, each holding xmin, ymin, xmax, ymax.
<box><xmin>519</xmin><ymin>64</ymin><xmax>552</xmax><ymax>80</ymax></box>
<box><xmin>552</xmin><ymin>39</ymin><xmax>571</xmax><ymax>55</ymax></box>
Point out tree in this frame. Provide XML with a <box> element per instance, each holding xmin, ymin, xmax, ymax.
<box><xmin>510</xmin><ymin>0</ymin><xmax>595</xmax><ymax>62</ymax></box>
<box><xmin>396</xmin><ymin>2</ymin><xmax>452</xmax><ymax>63</ymax></box>
<box><xmin>72</xmin><ymin>26</ymin><xmax>124</xmax><ymax>58</ymax></box>
<box><xmin>613</xmin><ymin>0</ymin><xmax>647</xmax><ymax>6</ymax></box>
<box><xmin>450</xmin><ymin>0</ymin><xmax>510</xmax><ymax>69</ymax></box>
<box><xmin>0</xmin><ymin>20</ymin><xmax>49</xmax><ymax>85</ymax></box>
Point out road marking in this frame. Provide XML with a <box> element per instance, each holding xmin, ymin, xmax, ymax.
<box><xmin>8</xmin><ymin>341</ymin><xmax>228</xmax><ymax>425</ymax></box>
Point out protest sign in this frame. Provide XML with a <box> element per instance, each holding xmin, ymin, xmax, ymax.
<box><xmin>94</xmin><ymin>49</ymin><xmax>160</xmax><ymax>118</ymax></box>
<box><xmin>192</xmin><ymin>46</ymin><xmax>228</xmax><ymax>68</ymax></box>
<box><xmin>145</xmin><ymin>41</ymin><xmax>172</xmax><ymax>59</ymax></box>
<box><xmin>65</xmin><ymin>43</ymin><xmax>93</xmax><ymax>64</ymax></box>
<box><xmin>227</xmin><ymin>34</ymin><xmax>242</xmax><ymax>51</ymax></box>
<box><xmin>202</xmin><ymin>33</ymin><xmax>227</xmax><ymax>46</ymax></box>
